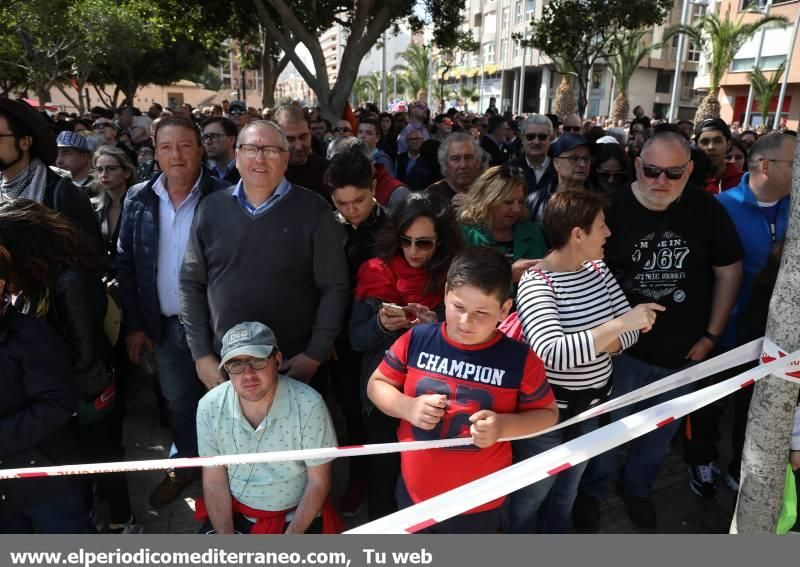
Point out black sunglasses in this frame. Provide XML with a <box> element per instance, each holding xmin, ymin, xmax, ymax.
<box><xmin>397</xmin><ymin>235</ymin><xmax>437</xmax><ymax>251</ymax></box>
<box><xmin>334</xmin><ymin>127</ymin><xmax>352</xmax><ymax>133</ymax></box>
<box><xmin>562</xmin><ymin>126</ymin><xmax>581</xmax><ymax>133</ymax></box>
<box><xmin>641</xmin><ymin>161</ymin><xmax>690</xmax><ymax>180</ymax></box>
<box><xmin>525</xmin><ymin>133</ymin><xmax>549</xmax><ymax>142</ymax></box>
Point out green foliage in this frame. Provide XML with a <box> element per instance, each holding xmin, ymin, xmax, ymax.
<box><xmin>190</xmin><ymin>67</ymin><xmax>224</xmax><ymax>92</ymax></box>
<box><xmin>609</xmin><ymin>28</ymin><xmax>663</xmax><ymax>96</ymax></box>
<box><xmin>525</xmin><ymin>0</ymin><xmax>673</xmax><ymax>115</ymax></box>
<box><xmin>664</xmin><ymin>11</ymin><xmax>789</xmax><ymax>95</ymax></box>
<box><xmin>748</xmin><ymin>62</ymin><xmax>785</xmax><ymax>126</ymax></box>
<box><xmin>393</xmin><ymin>44</ymin><xmax>432</xmax><ymax>101</ymax></box>
<box><xmin>353</xmin><ymin>73</ymin><xmax>381</xmax><ymax>106</ymax></box>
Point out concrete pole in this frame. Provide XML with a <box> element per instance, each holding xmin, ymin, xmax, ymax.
<box><xmin>773</xmin><ymin>13</ymin><xmax>799</xmax><ymax>130</ymax></box>
<box><xmin>381</xmin><ymin>31</ymin><xmax>387</xmax><ymax>111</ymax></box>
<box><xmin>743</xmin><ymin>0</ymin><xmax>773</xmax><ymax>129</ymax></box>
<box><xmin>732</xmin><ymin>135</ymin><xmax>800</xmax><ymax>533</ymax></box>
<box><xmin>479</xmin><ymin>0</ymin><xmax>486</xmax><ymax>113</ymax></box>
<box><xmin>668</xmin><ymin>0</ymin><xmax>691</xmax><ymax>123</ymax></box>
<box><xmin>517</xmin><ymin>29</ymin><xmax>528</xmax><ymax>115</ymax></box>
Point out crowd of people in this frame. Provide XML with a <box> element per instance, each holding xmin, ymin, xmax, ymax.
<box><xmin>0</xmin><ymin>92</ymin><xmax>798</xmax><ymax>535</ymax></box>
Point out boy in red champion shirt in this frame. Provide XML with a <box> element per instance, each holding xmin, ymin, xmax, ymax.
<box><xmin>367</xmin><ymin>246</ymin><xmax>559</xmax><ymax>533</ymax></box>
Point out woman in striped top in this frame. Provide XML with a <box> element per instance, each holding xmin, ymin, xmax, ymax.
<box><xmin>509</xmin><ymin>189</ymin><xmax>664</xmax><ymax>533</ymax></box>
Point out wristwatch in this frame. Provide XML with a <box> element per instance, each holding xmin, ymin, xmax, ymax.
<box><xmin>704</xmin><ymin>331</ymin><xmax>721</xmax><ymax>346</ymax></box>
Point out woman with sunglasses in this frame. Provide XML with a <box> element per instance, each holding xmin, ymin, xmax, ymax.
<box><xmin>91</xmin><ymin>146</ymin><xmax>137</xmax><ymax>275</ymax></box>
<box><xmin>0</xmin><ymin>199</ymin><xmax>139</xmax><ymax>533</ymax></box>
<box><xmin>92</xmin><ymin>118</ymin><xmax>137</xmax><ymax>165</ymax></box>
<box><xmin>510</xmin><ymin>190</ymin><xmax>661</xmax><ymax>533</ymax></box>
<box><xmin>460</xmin><ymin>165</ymin><xmax>547</xmax><ymax>283</ymax></box>
<box><xmin>590</xmin><ymin>142</ymin><xmax>632</xmax><ymax>194</ymax></box>
<box><xmin>349</xmin><ymin>192</ymin><xmax>463</xmax><ymax>521</ymax></box>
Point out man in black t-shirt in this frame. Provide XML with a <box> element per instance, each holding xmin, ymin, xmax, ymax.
<box><xmin>573</xmin><ymin>131</ymin><xmax>743</xmax><ymax>532</ymax></box>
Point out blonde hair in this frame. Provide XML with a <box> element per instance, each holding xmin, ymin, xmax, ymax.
<box><xmin>459</xmin><ymin>165</ymin><xmax>527</xmax><ymax>230</ymax></box>
<box><xmin>91</xmin><ymin>145</ymin><xmax>137</xmax><ymax>205</ymax></box>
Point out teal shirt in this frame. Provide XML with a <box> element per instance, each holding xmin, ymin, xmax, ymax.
<box><xmin>460</xmin><ymin>221</ymin><xmax>548</xmax><ymax>262</ymax></box>
<box><xmin>197</xmin><ymin>375</ymin><xmax>337</xmax><ymax>511</ymax></box>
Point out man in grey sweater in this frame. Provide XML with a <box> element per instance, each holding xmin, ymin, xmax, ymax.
<box><xmin>180</xmin><ymin>120</ymin><xmax>350</xmax><ymax>389</ymax></box>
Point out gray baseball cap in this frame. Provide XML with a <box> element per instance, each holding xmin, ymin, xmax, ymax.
<box><xmin>218</xmin><ymin>321</ymin><xmax>279</xmax><ymax>368</ymax></box>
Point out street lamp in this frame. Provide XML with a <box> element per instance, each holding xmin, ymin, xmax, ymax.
<box><xmin>668</xmin><ymin>0</ymin><xmax>708</xmax><ymax>123</ymax></box>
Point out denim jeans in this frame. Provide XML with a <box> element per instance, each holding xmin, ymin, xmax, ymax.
<box><xmin>508</xmin><ymin>418</ymin><xmax>599</xmax><ymax>533</ymax></box>
<box><xmin>153</xmin><ymin>316</ymin><xmax>204</xmax><ymax>458</ymax></box>
<box><xmin>579</xmin><ymin>353</ymin><xmax>693</xmax><ymax>498</ymax></box>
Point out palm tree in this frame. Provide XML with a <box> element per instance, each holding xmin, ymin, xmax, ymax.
<box><xmin>665</xmin><ymin>10</ymin><xmax>788</xmax><ymax>124</ymax></box>
<box><xmin>393</xmin><ymin>44</ymin><xmax>433</xmax><ymax>101</ymax></box>
<box><xmin>459</xmin><ymin>85</ymin><xmax>479</xmax><ymax>112</ymax></box>
<box><xmin>748</xmin><ymin>62</ymin><xmax>785</xmax><ymax>129</ymax></box>
<box><xmin>352</xmin><ymin>72</ymin><xmax>381</xmax><ymax>106</ymax></box>
<box><xmin>608</xmin><ymin>28</ymin><xmax>664</xmax><ymax>124</ymax></box>
<box><xmin>550</xmin><ymin>55</ymin><xmax>577</xmax><ymax>118</ymax></box>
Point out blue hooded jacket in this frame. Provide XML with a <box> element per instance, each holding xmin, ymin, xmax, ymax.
<box><xmin>717</xmin><ymin>172</ymin><xmax>789</xmax><ymax>347</ymax></box>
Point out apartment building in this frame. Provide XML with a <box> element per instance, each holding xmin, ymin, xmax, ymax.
<box><xmin>449</xmin><ymin>0</ymin><xmax>702</xmax><ymax>118</ymax></box>
<box><xmin>695</xmin><ymin>0</ymin><xmax>799</xmax><ymax>129</ymax></box>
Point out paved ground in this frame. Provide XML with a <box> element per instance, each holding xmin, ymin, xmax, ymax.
<box><xmin>117</xmin><ymin>372</ymin><xmax>739</xmax><ymax>534</ymax></box>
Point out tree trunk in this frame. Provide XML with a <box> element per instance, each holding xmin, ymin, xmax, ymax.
<box><xmin>731</xmin><ymin>136</ymin><xmax>800</xmax><ymax>533</ymax></box>
<box><xmin>610</xmin><ymin>91</ymin><xmax>629</xmax><ymax>125</ymax></box>
<box><xmin>552</xmin><ymin>74</ymin><xmax>576</xmax><ymax>119</ymax></box>
<box><xmin>260</xmin><ymin>29</ymin><xmax>276</xmax><ymax>109</ymax></box>
<box><xmin>34</xmin><ymin>84</ymin><xmax>51</xmax><ymax>107</ymax></box>
<box><xmin>694</xmin><ymin>91</ymin><xmax>721</xmax><ymax>125</ymax></box>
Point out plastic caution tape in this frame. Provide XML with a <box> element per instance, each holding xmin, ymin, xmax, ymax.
<box><xmin>761</xmin><ymin>337</ymin><xmax>800</xmax><ymax>384</ymax></box>
<box><xmin>346</xmin><ymin>344</ymin><xmax>800</xmax><ymax>534</ymax></box>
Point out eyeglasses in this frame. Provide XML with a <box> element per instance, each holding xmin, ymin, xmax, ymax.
<box><xmin>95</xmin><ymin>165</ymin><xmax>122</xmax><ymax>174</ymax></box>
<box><xmin>555</xmin><ymin>154</ymin><xmax>590</xmax><ymax>165</ymax></box>
<box><xmin>524</xmin><ymin>133</ymin><xmax>549</xmax><ymax>142</ymax></box>
<box><xmin>238</xmin><ymin>144</ymin><xmax>287</xmax><ymax>159</ymax></box>
<box><xmin>224</xmin><ymin>355</ymin><xmax>273</xmax><ymax>374</ymax></box>
<box><xmin>640</xmin><ymin>161</ymin><xmax>690</xmax><ymax>180</ymax></box>
<box><xmin>500</xmin><ymin>164</ymin><xmax>524</xmax><ymax>178</ymax></box>
<box><xmin>228</xmin><ymin>110</ymin><xmax>246</xmax><ymax>117</ymax></box>
<box><xmin>759</xmin><ymin>158</ymin><xmax>793</xmax><ymax>165</ymax></box>
<box><xmin>398</xmin><ymin>235</ymin><xmax>437</xmax><ymax>251</ymax></box>
<box><xmin>596</xmin><ymin>169</ymin><xmax>626</xmax><ymax>179</ymax></box>
<box><xmin>334</xmin><ymin>127</ymin><xmax>352</xmax><ymax>133</ymax></box>
<box><xmin>201</xmin><ymin>133</ymin><xmax>227</xmax><ymax>143</ymax></box>
<box><xmin>563</xmin><ymin>126</ymin><xmax>581</xmax><ymax>133</ymax></box>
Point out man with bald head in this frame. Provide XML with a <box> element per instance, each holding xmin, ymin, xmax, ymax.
<box><xmin>181</xmin><ymin>120</ymin><xmax>350</xmax><ymax>394</ymax></box>
<box><xmin>560</xmin><ymin>113</ymin><xmax>582</xmax><ymax>135</ymax></box>
<box><xmin>573</xmin><ymin>131</ymin><xmax>743</xmax><ymax>532</ymax></box>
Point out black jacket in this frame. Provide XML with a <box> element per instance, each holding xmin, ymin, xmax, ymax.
<box><xmin>0</xmin><ymin>306</ymin><xmax>82</xmax><ymax>514</ymax></box>
<box><xmin>115</xmin><ymin>171</ymin><xmax>230</xmax><ymax>343</ymax></box>
<box><xmin>42</xmin><ymin>169</ymin><xmax>103</xmax><ymax>260</ymax></box>
<box><xmin>480</xmin><ymin>135</ymin><xmax>510</xmax><ymax>167</ymax></box>
<box><xmin>509</xmin><ymin>155</ymin><xmax>556</xmax><ymax>199</ymax></box>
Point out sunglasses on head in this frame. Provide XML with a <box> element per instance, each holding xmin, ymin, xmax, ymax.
<box><xmin>641</xmin><ymin>161</ymin><xmax>689</xmax><ymax>180</ymax></box>
<box><xmin>397</xmin><ymin>235</ymin><xmax>437</xmax><ymax>251</ymax></box>
<box><xmin>525</xmin><ymin>133</ymin><xmax>549</xmax><ymax>142</ymax></box>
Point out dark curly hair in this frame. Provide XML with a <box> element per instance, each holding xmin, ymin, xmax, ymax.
<box><xmin>0</xmin><ymin>199</ymin><xmax>94</xmax><ymax>297</ymax></box>
<box><xmin>376</xmin><ymin>192</ymin><xmax>464</xmax><ymax>295</ymax></box>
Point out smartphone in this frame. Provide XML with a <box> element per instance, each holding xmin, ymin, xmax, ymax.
<box><xmin>381</xmin><ymin>302</ymin><xmax>406</xmax><ymax>316</ymax></box>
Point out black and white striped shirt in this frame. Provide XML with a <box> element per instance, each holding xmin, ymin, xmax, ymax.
<box><xmin>516</xmin><ymin>260</ymin><xmax>638</xmax><ymax>407</ymax></box>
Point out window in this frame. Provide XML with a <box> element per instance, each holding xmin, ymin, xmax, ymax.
<box><xmin>691</xmin><ymin>2</ymin><xmax>706</xmax><ymax>20</ymax></box>
<box><xmin>502</xmin><ymin>7</ymin><xmax>510</xmax><ymax>29</ymax></box>
<box><xmin>484</xmin><ymin>42</ymin><xmax>495</xmax><ymax>64</ymax></box>
<box><xmin>730</xmin><ymin>54</ymin><xmax>787</xmax><ymax>72</ymax></box>
<box><xmin>513</xmin><ymin>40</ymin><xmax>521</xmax><ymax>59</ymax></box>
<box><xmin>515</xmin><ymin>0</ymin><xmax>523</xmax><ymax>24</ymax></box>
<box><xmin>500</xmin><ymin>39</ymin><xmax>509</xmax><ymax>63</ymax></box>
<box><xmin>681</xmin><ymin>71</ymin><xmax>697</xmax><ymax>100</ymax></box>
<box><xmin>655</xmin><ymin>70</ymin><xmax>673</xmax><ymax>93</ymax></box>
<box><xmin>687</xmin><ymin>41</ymin><xmax>701</xmax><ymax>63</ymax></box>
<box><xmin>526</xmin><ymin>0</ymin><xmax>535</xmax><ymax>20</ymax></box>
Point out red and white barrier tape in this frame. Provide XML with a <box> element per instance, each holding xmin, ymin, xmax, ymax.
<box><xmin>346</xmin><ymin>343</ymin><xmax>800</xmax><ymax>534</ymax></box>
<box><xmin>761</xmin><ymin>337</ymin><xmax>800</xmax><ymax>384</ymax></box>
<box><xmin>0</xmin><ymin>338</ymin><xmax>776</xmax><ymax>480</ymax></box>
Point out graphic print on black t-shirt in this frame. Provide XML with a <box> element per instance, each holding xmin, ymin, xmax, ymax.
<box><xmin>630</xmin><ymin>229</ymin><xmax>691</xmax><ymax>304</ymax></box>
